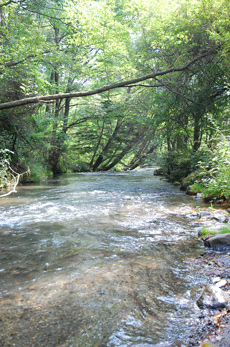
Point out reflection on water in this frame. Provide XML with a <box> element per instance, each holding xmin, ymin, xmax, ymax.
<box><xmin>0</xmin><ymin>169</ymin><xmax>206</xmax><ymax>346</ymax></box>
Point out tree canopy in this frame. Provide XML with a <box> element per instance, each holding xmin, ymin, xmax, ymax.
<box><xmin>0</xmin><ymin>0</ymin><xmax>229</xmax><ymax>183</ymax></box>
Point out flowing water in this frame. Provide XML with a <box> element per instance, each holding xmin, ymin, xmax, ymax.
<box><xmin>0</xmin><ymin>169</ymin><xmax>207</xmax><ymax>346</ymax></box>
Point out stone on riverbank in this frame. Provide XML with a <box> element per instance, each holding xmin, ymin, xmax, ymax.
<box><xmin>186</xmin><ymin>185</ymin><xmax>197</xmax><ymax>195</ymax></box>
<box><xmin>196</xmin><ymin>284</ymin><xmax>229</xmax><ymax>309</ymax></box>
<box><xmin>204</xmin><ymin>233</ymin><xmax>230</xmax><ymax>250</ymax></box>
<box><xmin>212</xmin><ymin>210</ymin><xmax>230</xmax><ymax>223</ymax></box>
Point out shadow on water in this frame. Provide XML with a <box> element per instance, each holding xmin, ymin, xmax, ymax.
<box><xmin>0</xmin><ymin>169</ymin><xmax>207</xmax><ymax>346</ymax></box>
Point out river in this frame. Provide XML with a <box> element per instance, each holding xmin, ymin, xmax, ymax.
<box><xmin>0</xmin><ymin>169</ymin><xmax>207</xmax><ymax>346</ymax></box>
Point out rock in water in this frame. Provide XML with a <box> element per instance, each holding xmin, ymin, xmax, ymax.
<box><xmin>197</xmin><ymin>284</ymin><xmax>229</xmax><ymax>309</ymax></box>
<box><xmin>212</xmin><ymin>211</ymin><xmax>229</xmax><ymax>223</ymax></box>
<box><xmin>186</xmin><ymin>185</ymin><xmax>197</xmax><ymax>195</ymax></box>
<box><xmin>153</xmin><ymin>168</ymin><xmax>165</xmax><ymax>176</ymax></box>
<box><xmin>204</xmin><ymin>233</ymin><xmax>230</xmax><ymax>250</ymax></box>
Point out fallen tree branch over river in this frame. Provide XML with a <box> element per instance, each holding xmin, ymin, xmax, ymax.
<box><xmin>0</xmin><ymin>50</ymin><xmax>216</xmax><ymax>110</ymax></box>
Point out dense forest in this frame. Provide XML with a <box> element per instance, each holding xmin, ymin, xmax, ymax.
<box><xmin>0</xmin><ymin>0</ymin><xmax>230</xmax><ymax>201</ymax></box>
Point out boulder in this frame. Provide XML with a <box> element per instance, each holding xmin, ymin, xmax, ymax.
<box><xmin>204</xmin><ymin>233</ymin><xmax>230</xmax><ymax>250</ymax></box>
<box><xmin>154</xmin><ymin>168</ymin><xmax>165</xmax><ymax>176</ymax></box>
<box><xmin>186</xmin><ymin>185</ymin><xmax>197</xmax><ymax>195</ymax></box>
<box><xmin>196</xmin><ymin>284</ymin><xmax>229</xmax><ymax>309</ymax></box>
<box><xmin>180</xmin><ymin>173</ymin><xmax>198</xmax><ymax>191</ymax></box>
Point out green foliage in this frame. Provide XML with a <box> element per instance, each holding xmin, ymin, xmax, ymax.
<box><xmin>58</xmin><ymin>155</ymin><xmax>90</xmax><ymax>173</ymax></box>
<box><xmin>0</xmin><ymin>0</ymin><xmax>229</xmax><ymax>180</ymax></box>
<box><xmin>178</xmin><ymin>135</ymin><xmax>230</xmax><ymax>202</ymax></box>
<box><xmin>180</xmin><ymin>172</ymin><xmax>201</xmax><ymax>190</ymax></box>
<box><xmin>191</xmin><ymin>182</ymin><xmax>204</xmax><ymax>193</ymax></box>
<box><xmin>21</xmin><ymin>163</ymin><xmax>51</xmax><ymax>183</ymax></box>
<box><xmin>197</xmin><ymin>136</ymin><xmax>230</xmax><ymax>202</ymax></box>
<box><xmin>159</xmin><ymin>150</ymin><xmax>194</xmax><ymax>182</ymax></box>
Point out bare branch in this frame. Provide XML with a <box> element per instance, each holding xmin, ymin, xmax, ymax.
<box><xmin>0</xmin><ymin>0</ymin><xmax>26</xmax><ymax>8</ymax></box>
<box><xmin>0</xmin><ymin>166</ymin><xmax>29</xmax><ymax>197</ymax></box>
<box><xmin>66</xmin><ymin>117</ymin><xmax>91</xmax><ymax>129</ymax></box>
<box><xmin>0</xmin><ymin>167</ymin><xmax>19</xmax><ymax>197</ymax></box>
<box><xmin>0</xmin><ymin>50</ymin><xmax>51</xmax><ymax>69</ymax></box>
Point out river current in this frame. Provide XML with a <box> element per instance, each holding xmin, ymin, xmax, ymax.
<box><xmin>0</xmin><ymin>169</ymin><xmax>207</xmax><ymax>346</ymax></box>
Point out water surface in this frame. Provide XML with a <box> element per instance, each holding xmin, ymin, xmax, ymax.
<box><xmin>0</xmin><ymin>169</ymin><xmax>206</xmax><ymax>346</ymax></box>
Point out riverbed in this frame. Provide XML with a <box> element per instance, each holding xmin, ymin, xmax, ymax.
<box><xmin>0</xmin><ymin>169</ymin><xmax>208</xmax><ymax>346</ymax></box>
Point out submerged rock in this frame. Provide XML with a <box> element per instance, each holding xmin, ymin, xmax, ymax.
<box><xmin>204</xmin><ymin>233</ymin><xmax>230</xmax><ymax>250</ymax></box>
<box><xmin>196</xmin><ymin>284</ymin><xmax>229</xmax><ymax>309</ymax></box>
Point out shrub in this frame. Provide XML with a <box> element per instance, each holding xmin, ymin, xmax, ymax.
<box><xmin>160</xmin><ymin>150</ymin><xmax>194</xmax><ymax>182</ymax></box>
<box><xmin>198</xmin><ymin>136</ymin><xmax>230</xmax><ymax>202</ymax></box>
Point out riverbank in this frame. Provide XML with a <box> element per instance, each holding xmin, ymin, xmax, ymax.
<box><xmin>189</xmin><ymin>251</ymin><xmax>230</xmax><ymax>347</ymax></box>
<box><xmin>181</xmin><ymin>206</ymin><xmax>230</xmax><ymax>347</ymax></box>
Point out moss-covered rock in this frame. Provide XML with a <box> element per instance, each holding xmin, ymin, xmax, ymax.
<box><xmin>180</xmin><ymin>172</ymin><xmax>201</xmax><ymax>191</ymax></box>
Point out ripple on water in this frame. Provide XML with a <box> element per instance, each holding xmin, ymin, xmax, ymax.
<box><xmin>0</xmin><ymin>171</ymin><xmax>206</xmax><ymax>346</ymax></box>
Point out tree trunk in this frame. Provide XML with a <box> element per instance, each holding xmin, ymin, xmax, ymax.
<box><xmin>193</xmin><ymin>113</ymin><xmax>201</xmax><ymax>151</ymax></box>
<box><xmin>92</xmin><ymin>119</ymin><xmax>123</xmax><ymax>171</ymax></box>
<box><xmin>102</xmin><ymin>143</ymin><xmax>133</xmax><ymax>171</ymax></box>
<box><xmin>89</xmin><ymin>121</ymin><xmax>105</xmax><ymax>167</ymax></box>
